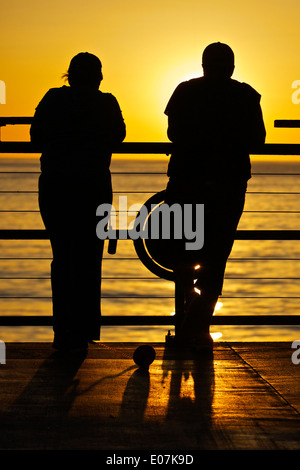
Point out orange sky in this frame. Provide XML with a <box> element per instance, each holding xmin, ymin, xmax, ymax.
<box><xmin>1</xmin><ymin>0</ymin><xmax>300</xmax><ymax>144</ymax></box>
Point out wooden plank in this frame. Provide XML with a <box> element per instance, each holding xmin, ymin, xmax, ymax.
<box><xmin>0</xmin><ymin>342</ymin><xmax>300</xmax><ymax>450</ymax></box>
<box><xmin>231</xmin><ymin>342</ymin><xmax>300</xmax><ymax>413</ymax></box>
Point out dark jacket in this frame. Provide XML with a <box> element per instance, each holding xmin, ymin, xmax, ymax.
<box><xmin>30</xmin><ymin>85</ymin><xmax>126</xmax><ymax>175</ymax></box>
<box><xmin>165</xmin><ymin>76</ymin><xmax>266</xmax><ymax>180</ymax></box>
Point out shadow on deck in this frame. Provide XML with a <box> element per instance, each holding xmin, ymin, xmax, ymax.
<box><xmin>0</xmin><ymin>341</ymin><xmax>300</xmax><ymax>453</ymax></box>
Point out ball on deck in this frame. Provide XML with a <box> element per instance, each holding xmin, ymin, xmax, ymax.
<box><xmin>133</xmin><ymin>345</ymin><xmax>156</xmax><ymax>368</ymax></box>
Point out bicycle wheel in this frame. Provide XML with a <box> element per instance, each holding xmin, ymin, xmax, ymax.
<box><xmin>133</xmin><ymin>190</ymin><xmax>176</xmax><ymax>281</ymax></box>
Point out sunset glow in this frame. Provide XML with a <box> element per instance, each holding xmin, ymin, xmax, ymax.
<box><xmin>1</xmin><ymin>0</ymin><xmax>300</xmax><ymax>145</ymax></box>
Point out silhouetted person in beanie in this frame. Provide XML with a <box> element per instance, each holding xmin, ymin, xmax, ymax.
<box><xmin>164</xmin><ymin>42</ymin><xmax>265</xmax><ymax>350</ymax></box>
<box><xmin>31</xmin><ymin>53</ymin><xmax>126</xmax><ymax>352</ymax></box>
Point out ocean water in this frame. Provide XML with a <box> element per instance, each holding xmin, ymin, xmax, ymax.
<box><xmin>0</xmin><ymin>155</ymin><xmax>300</xmax><ymax>343</ymax></box>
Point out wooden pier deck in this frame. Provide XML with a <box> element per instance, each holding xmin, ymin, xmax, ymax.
<box><xmin>0</xmin><ymin>341</ymin><xmax>300</xmax><ymax>455</ymax></box>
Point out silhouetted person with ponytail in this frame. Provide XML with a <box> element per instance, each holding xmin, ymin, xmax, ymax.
<box><xmin>31</xmin><ymin>52</ymin><xmax>126</xmax><ymax>352</ymax></box>
<box><xmin>164</xmin><ymin>42</ymin><xmax>265</xmax><ymax>351</ymax></box>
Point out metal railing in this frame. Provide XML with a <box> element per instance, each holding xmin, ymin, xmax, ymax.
<box><xmin>1</xmin><ymin>117</ymin><xmax>300</xmax><ymax>329</ymax></box>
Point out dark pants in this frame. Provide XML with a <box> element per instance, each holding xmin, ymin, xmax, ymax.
<box><xmin>39</xmin><ymin>171</ymin><xmax>112</xmax><ymax>341</ymax></box>
<box><xmin>165</xmin><ymin>176</ymin><xmax>246</xmax><ymax>311</ymax></box>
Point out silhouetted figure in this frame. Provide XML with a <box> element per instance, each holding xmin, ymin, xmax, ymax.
<box><xmin>164</xmin><ymin>42</ymin><xmax>266</xmax><ymax>350</ymax></box>
<box><xmin>30</xmin><ymin>53</ymin><xmax>126</xmax><ymax>352</ymax></box>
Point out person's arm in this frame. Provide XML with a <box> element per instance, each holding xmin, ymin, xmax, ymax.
<box><xmin>243</xmin><ymin>85</ymin><xmax>266</xmax><ymax>149</ymax></box>
<box><xmin>30</xmin><ymin>90</ymin><xmax>55</xmax><ymax>146</ymax></box>
<box><xmin>248</xmin><ymin>98</ymin><xmax>266</xmax><ymax>148</ymax></box>
<box><xmin>30</xmin><ymin>89</ymin><xmax>61</xmax><ymax>146</ymax></box>
<box><xmin>109</xmin><ymin>95</ymin><xmax>126</xmax><ymax>144</ymax></box>
<box><xmin>30</xmin><ymin>107</ymin><xmax>46</xmax><ymax>146</ymax></box>
<box><xmin>165</xmin><ymin>82</ymin><xmax>190</xmax><ymax>144</ymax></box>
<box><xmin>167</xmin><ymin>113</ymin><xmax>187</xmax><ymax>143</ymax></box>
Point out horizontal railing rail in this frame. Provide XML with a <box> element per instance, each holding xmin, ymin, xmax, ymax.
<box><xmin>1</xmin><ymin>315</ymin><xmax>300</xmax><ymax>327</ymax></box>
<box><xmin>275</xmin><ymin>120</ymin><xmax>300</xmax><ymax>128</ymax></box>
<box><xmin>1</xmin><ymin>117</ymin><xmax>300</xmax><ymax>329</ymax></box>
<box><xmin>1</xmin><ymin>228</ymin><xmax>300</xmax><ymax>240</ymax></box>
<box><xmin>2</xmin><ymin>141</ymin><xmax>300</xmax><ymax>155</ymax></box>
